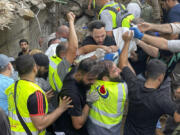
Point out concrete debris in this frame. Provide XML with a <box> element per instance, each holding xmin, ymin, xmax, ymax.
<box><xmin>0</xmin><ymin>0</ymin><xmax>16</xmax><ymax>30</ymax></box>
<box><xmin>0</xmin><ymin>0</ymin><xmax>54</xmax><ymax>30</ymax></box>
<box><xmin>75</xmin><ymin>15</ymin><xmax>90</xmax><ymax>44</ymax></box>
<box><xmin>18</xmin><ymin>8</ymin><xmax>35</xmax><ymax>20</ymax></box>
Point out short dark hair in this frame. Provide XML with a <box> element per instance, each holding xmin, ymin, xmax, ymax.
<box><xmin>97</xmin><ymin>61</ymin><xmax>113</xmax><ymax>80</ymax></box>
<box><xmin>146</xmin><ymin>59</ymin><xmax>167</xmax><ymax>80</ymax></box>
<box><xmin>33</xmin><ymin>53</ymin><xmax>49</xmax><ymax>68</ymax></box>
<box><xmin>56</xmin><ymin>42</ymin><xmax>67</xmax><ymax>57</ymax></box>
<box><xmin>15</xmin><ymin>55</ymin><xmax>35</xmax><ymax>76</ymax></box>
<box><xmin>88</xmin><ymin>20</ymin><xmax>106</xmax><ymax>32</ymax></box>
<box><xmin>19</xmin><ymin>39</ymin><xmax>29</xmax><ymax>45</ymax></box>
<box><xmin>77</xmin><ymin>58</ymin><xmax>102</xmax><ymax>77</ymax></box>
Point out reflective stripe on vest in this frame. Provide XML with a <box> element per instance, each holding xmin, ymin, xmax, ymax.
<box><xmin>99</xmin><ymin>2</ymin><xmax>120</xmax><ymax>28</ymax></box>
<box><xmin>11</xmin><ymin>131</ymin><xmax>39</xmax><ymax>135</ymax></box>
<box><xmin>121</xmin><ymin>14</ymin><xmax>135</xmax><ymax>28</ymax></box>
<box><xmin>5</xmin><ymin>80</ymin><xmax>48</xmax><ymax>135</ymax></box>
<box><xmin>49</xmin><ymin>56</ymin><xmax>62</xmax><ymax>91</ymax></box>
<box><xmin>49</xmin><ymin>56</ymin><xmax>72</xmax><ymax>92</ymax></box>
<box><xmin>52</xmin><ymin>72</ymin><xmax>61</xmax><ymax>92</ymax></box>
<box><xmin>89</xmin><ymin>81</ymin><xmax>127</xmax><ymax>129</ymax></box>
<box><xmin>53</xmin><ymin>64</ymin><xmax>72</xmax><ymax>92</ymax></box>
<box><xmin>9</xmin><ymin>112</ymin><xmax>32</xmax><ymax>123</ymax></box>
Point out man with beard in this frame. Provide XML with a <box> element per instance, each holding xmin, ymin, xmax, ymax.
<box><xmin>32</xmin><ymin>53</ymin><xmax>54</xmax><ymax>102</ymax></box>
<box><xmin>81</xmin><ymin>20</ymin><xmax>116</xmax><ymax>47</ymax></box>
<box><xmin>87</xmin><ymin>60</ymin><xmax>128</xmax><ymax>135</ymax></box>
<box><xmin>33</xmin><ymin>53</ymin><xmax>50</xmax><ymax>91</ymax></box>
<box><xmin>5</xmin><ymin>55</ymin><xmax>73</xmax><ymax>135</ymax></box>
<box><xmin>18</xmin><ymin>39</ymin><xmax>31</xmax><ymax>56</ymax></box>
<box><xmin>55</xmin><ymin>58</ymin><xmax>101</xmax><ymax>135</ymax></box>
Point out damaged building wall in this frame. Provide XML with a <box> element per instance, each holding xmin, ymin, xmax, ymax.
<box><xmin>0</xmin><ymin>8</ymin><xmax>52</xmax><ymax>57</ymax></box>
<box><xmin>0</xmin><ymin>0</ymin><xmax>126</xmax><ymax>57</ymax></box>
<box><xmin>0</xmin><ymin>0</ymin><xmax>91</xmax><ymax>57</ymax></box>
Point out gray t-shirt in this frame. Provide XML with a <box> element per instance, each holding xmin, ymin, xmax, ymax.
<box><xmin>171</xmin><ymin>23</ymin><xmax>180</xmax><ymax>34</ymax></box>
<box><xmin>167</xmin><ymin>40</ymin><xmax>180</xmax><ymax>53</ymax></box>
<box><xmin>166</xmin><ymin>24</ymin><xmax>180</xmax><ymax>52</ymax></box>
<box><xmin>100</xmin><ymin>1</ymin><xmax>120</xmax><ymax>31</ymax></box>
<box><xmin>57</xmin><ymin>58</ymin><xmax>71</xmax><ymax>82</ymax></box>
<box><xmin>49</xmin><ymin>58</ymin><xmax>71</xmax><ymax>112</ymax></box>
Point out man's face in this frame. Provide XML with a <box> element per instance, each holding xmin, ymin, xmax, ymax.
<box><xmin>78</xmin><ymin>73</ymin><xmax>97</xmax><ymax>90</ymax></box>
<box><xmin>20</xmin><ymin>42</ymin><xmax>29</xmax><ymax>52</ymax></box>
<box><xmin>164</xmin><ymin>0</ymin><xmax>176</xmax><ymax>9</ymax></box>
<box><xmin>109</xmin><ymin>63</ymin><xmax>122</xmax><ymax>82</ymax></box>
<box><xmin>92</xmin><ymin>27</ymin><xmax>106</xmax><ymax>45</ymax></box>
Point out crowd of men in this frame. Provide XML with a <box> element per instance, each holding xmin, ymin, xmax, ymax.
<box><xmin>1</xmin><ymin>0</ymin><xmax>180</xmax><ymax>135</ymax></box>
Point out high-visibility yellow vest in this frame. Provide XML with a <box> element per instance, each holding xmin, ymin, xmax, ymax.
<box><xmin>49</xmin><ymin>56</ymin><xmax>71</xmax><ymax>92</ymax></box>
<box><xmin>89</xmin><ymin>80</ymin><xmax>128</xmax><ymax>129</ymax></box>
<box><xmin>98</xmin><ymin>2</ymin><xmax>134</xmax><ymax>28</ymax></box>
<box><xmin>93</xmin><ymin>0</ymin><xmax>95</xmax><ymax>8</ymax></box>
<box><xmin>49</xmin><ymin>56</ymin><xmax>62</xmax><ymax>91</ymax></box>
<box><xmin>5</xmin><ymin>80</ymin><xmax>48</xmax><ymax>135</ymax></box>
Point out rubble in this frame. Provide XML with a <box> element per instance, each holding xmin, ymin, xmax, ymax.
<box><xmin>0</xmin><ymin>0</ymin><xmax>54</xmax><ymax>30</ymax></box>
<box><xmin>0</xmin><ymin>0</ymin><xmax>16</xmax><ymax>30</ymax></box>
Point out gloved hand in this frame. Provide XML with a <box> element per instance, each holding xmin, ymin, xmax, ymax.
<box><xmin>130</xmin><ymin>27</ymin><xmax>144</xmax><ymax>40</ymax></box>
<box><xmin>86</xmin><ymin>90</ymin><xmax>99</xmax><ymax>107</ymax></box>
<box><xmin>104</xmin><ymin>53</ymin><xmax>115</xmax><ymax>61</ymax></box>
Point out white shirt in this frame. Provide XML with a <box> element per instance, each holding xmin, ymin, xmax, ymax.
<box><xmin>45</xmin><ymin>43</ymin><xmax>59</xmax><ymax>58</ymax></box>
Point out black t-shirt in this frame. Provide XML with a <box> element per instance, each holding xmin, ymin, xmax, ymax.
<box><xmin>129</xmin><ymin>46</ymin><xmax>148</xmax><ymax>75</ymax></box>
<box><xmin>18</xmin><ymin>50</ymin><xmax>31</xmax><ymax>56</ymax></box>
<box><xmin>81</xmin><ymin>35</ymin><xmax>116</xmax><ymax>46</ymax></box>
<box><xmin>27</xmin><ymin>91</ymin><xmax>46</xmax><ymax>116</ymax></box>
<box><xmin>121</xmin><ymin>67</ymin><xmax>176</xmax><ymax>135</ymax></box>
<box><xmin>54</xmin><ymin>67</ymin><xmax>89</xmax><ymax>135</ymax></box>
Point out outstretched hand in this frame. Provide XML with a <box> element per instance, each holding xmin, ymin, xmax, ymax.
<box><xmin>59</xmin><ymin>96</ymin><xmax>73</xmax><ymax>112</ymax></box>
<box><xmin>130</xmin><ymin>27</ymin><xmax>144</xmax><ymax>40</ymax></box>
<box><xmin>122</xmin><ymin>31</ymin><xmax>133</xmax><ymax>43</ymax></box>
<box><xmin>138</xmin><ymin>22</ymin><xmax>152</xmax><ymax>32</ymax></box>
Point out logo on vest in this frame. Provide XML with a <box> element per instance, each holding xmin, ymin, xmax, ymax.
<box><xmin>96</xmin><ymin>85</ymin><xmax>109</xmax><ymax>99</ymax></box>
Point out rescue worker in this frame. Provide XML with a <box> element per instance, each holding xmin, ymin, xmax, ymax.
<box><xmin>96</xmin><ymin>0</ymin><xmax>134</xmax><ymax>36</ymax></box>
<box><xmin>87</xmin><ymin>60</ymin><xmax>128</xmax><ymax>135</ymax></box>
<box><xmin>48</xmin><ymin>12</ymin><xmax>78</xmax><ymax>92</ymax></box>
<box><xmin>5</xmin><ymin>55</ymin><xmax>73</xmax><ymax>135</ymax></box>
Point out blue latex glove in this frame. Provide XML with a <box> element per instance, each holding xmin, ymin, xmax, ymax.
<box><xmin>104</xmin><ymin>53</ymin><xmax>115</xmax><ymax>61</ymax></box>
<box><xmin>130</xmin><ymin>27</ymin><xmax>144</xmax><ymax>40</ymax></box>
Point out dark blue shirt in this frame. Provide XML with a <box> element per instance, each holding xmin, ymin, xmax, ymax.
<box><xmin>168</xmin><ymin>4</ymin><xmax>180</xmax><ymax>23</ymax></box>
<box><xmin>121</xmin><ymin>67</ymin><xmax>176</xmax><ymax>135</ymax></box>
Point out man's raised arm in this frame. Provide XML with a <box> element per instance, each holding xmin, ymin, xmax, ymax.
<box><xmin>66</xmin><ymin>12</ymin><xmax>78</xmax><ymax>64</ymax></box>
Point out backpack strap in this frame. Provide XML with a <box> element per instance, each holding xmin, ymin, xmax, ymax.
<box><xmin>104</xmin><ymin>6</ymin><xmax>119</xmax><ymax>14</ymax></box>
<box><xmin>118</xmin><ymin>3</ymin><xmax>126</xmax><ymax>12</ymax></box>
<box><xmin>104</xmin><ymin>4</ymin><xmax>127</xmax><ymax>14</ymax></box>
<box><xmin>14</xmin><ymin>81</ymin><xmax>33</xmax><ymax>135</ymax></box>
